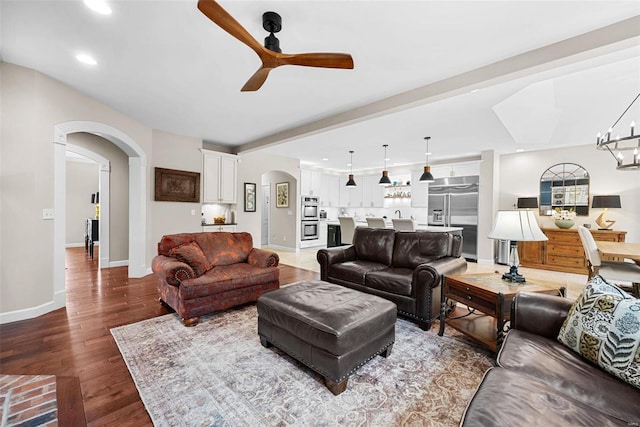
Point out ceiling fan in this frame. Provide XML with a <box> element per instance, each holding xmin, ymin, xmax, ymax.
<box><xmin>197</xmin><ymin>0</ymin><xmax>354</xmax><ymax>92</ymax></box>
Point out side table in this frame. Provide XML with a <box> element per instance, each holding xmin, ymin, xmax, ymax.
<box><xmin>438</xmin><ymin>273</ymin><xmax>565</xmax><ymax>352</ymax></box>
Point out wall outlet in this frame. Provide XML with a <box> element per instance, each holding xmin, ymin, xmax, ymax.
<box><xmin>42</xmin><ymin>208</ymin><xmax>54</xmax><ymax>220</ymax></box>
<box><xmin>190</xmin><ymin>209</ymin><xmax>196</xmax><ymax>215</ymax></box>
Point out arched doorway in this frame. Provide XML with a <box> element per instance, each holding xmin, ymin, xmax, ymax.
<box><xmin>53</xmin><ymin>121</ymin><xmax>147</xmax><ymax>308</ymax></box>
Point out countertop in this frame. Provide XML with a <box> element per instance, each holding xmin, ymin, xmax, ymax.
<box><xmin>202</xmin><ymin>223</ymin><xmax>237</xmax><ymax>226</ymax></box>
<box><xmin>325</xmin><ymin>220</ymin><xmax>463</xmax><ymax>232</ymax></box>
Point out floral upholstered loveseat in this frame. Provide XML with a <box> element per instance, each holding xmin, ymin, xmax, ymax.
<box><xmin>151</xmin><ymin>232</ymin><xmax>279</xmax><ymax>326</ymax></box>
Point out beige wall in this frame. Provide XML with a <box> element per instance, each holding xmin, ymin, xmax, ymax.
<box><xmin>236</xmin><ymin>151</ymin><xmax>300</xmax><ymax>247</ymax></box>
<box><xmin>1</xmin><ymin>61</ymin><xmax>153</xmax><ymax>316</ymax></box>
<box><xmin>65</xmin><ymin>160</ymin><xmax>99</xmax><ymax>245</ymax></box>
<box><xmin>67</xmin><ymin>133</ymin><xmax>130</xmax><ymax>262</ymax></box>
<box><xmin>148</xmin><ymin>129</ymin><xmax>203</xmax><ymax>245</ymax></box>
<box><xmin>499</xmin><ymin>144</ymin><xmax>640</xmax><ymax>241</ymax></box>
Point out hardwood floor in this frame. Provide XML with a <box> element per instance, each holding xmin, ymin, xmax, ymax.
<box><xmin>0</xmin><ymin>247</ymin><xmax>319</xmax><ymax>426</ymax></box>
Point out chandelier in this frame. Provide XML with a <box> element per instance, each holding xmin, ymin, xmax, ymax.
<box><xmin>596</xmin><ymin>92</ymin><xmax>639</xmax><ymax>171</ymax></box>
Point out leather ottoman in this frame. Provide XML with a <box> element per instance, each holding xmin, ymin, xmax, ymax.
<box><xmin>257</xmin><ymin>280</ymin><xmax>396</xmax><ymax>395</ymax></box>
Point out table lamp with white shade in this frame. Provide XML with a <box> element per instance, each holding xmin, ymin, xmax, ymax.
<box><xmin>488</xmin><ymin>210</ymin><xmax>548</xmax><ymax>283</ymax></box>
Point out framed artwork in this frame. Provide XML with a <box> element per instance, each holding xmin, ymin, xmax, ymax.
<box><xmin>276</xmin><ymin>182</ymin><xmax>289</xmax><ymax>208</ymax></box>
<box><xmin>154</xmin><ymin>167</ymin><xmax>200</xmax><ymax>202</ymax></box>
<box><xmin>244</xmin><ymin>182</ymin><xmax>256</xmax><ymax>212</ymax></box>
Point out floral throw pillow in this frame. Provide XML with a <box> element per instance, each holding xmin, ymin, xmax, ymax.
<box><xmin>168</xmin><ymin>241</ymin><xmax>212</xmax><ymax>277</ymax></box>
<box><xmin>557</xmin><ymin>275</ymin><xmax>640</xmax><ymax>389</ymax></box>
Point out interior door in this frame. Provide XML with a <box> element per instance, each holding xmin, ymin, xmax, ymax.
<box><xmin>261</xmin><ymin>184</ymin><xmax>270</xmax><ymax>244</ymax></box>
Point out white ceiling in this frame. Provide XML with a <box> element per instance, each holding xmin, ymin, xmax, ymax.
<box><xmin>2</xmin><ymin>1</ymin><xmax>639</xmax><ymax>173</ymax></box>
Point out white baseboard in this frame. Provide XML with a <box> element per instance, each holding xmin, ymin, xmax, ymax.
<box><xmin>0</xmin><ymin>289</ymin><xmax>66</xmax><ymax>324</ymax></box>
<box><xmin>476</xmin><ymin>258</ymin><xmax>497</xmax><ymax>265</ymax></box>
<box><xmin>109</xmin><ymin>260</ymin><xmax>129</xmax><ymax>268</ymax></box>
<box><xmin>65</xmin><ymin>242</ymin><xmax>85</xmax><ymax>248</ymax></box>
<box><xmin>266</xmin><ymin>244</ymin><xmax>298</xmax><ymax>252</ymax></box>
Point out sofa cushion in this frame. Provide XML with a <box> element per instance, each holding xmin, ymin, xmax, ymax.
<box><xmin>392</xmin><ymin>231</ymin><xmax>451</xmax><ymax>269</ymax></box>
<box><xmin>557</xmin><ymin>276</ymin><xmax>640</xmax><ymax>390</ymax></box>
<box><xmin>352</xmin><ymin>228</ymin><xmax>396</xmax><ymax>266</ymax></box>
<box><xmin>179</xmin><ymin>263</ymin><xmax>279</xmax><ymax>300</ymax></box>
<box><xmin>168</xmin><ymin>241</ymin><xmax>212</xmax><ymax>276</ymax></box>
<box><xmin>329</xmin><ymin>261</ymin><xmax>389</xmax><ymax>285</ymax></box>
<box><xmin>194</xmin><ymin>232</ymin><xmax>254</xmax><ymax>266</ymax></box>
<box><xmin>158</xmin><ymin>233</ymin><xmax>197</xmax><ymax>256</ymax></box>
<box><xmin>365</xmin><ymin>268</ymin><xmax>413</xmax><ymax>296</ymax></box>
<box><xmin>461</xmin><ymin>367</ymin><xmax>628</xmax><ymax>427</ymax></box>
<box><xmin>498</xmin><ymin>329</ymin><xmax>640</xmax><ymax>423</ymax></box>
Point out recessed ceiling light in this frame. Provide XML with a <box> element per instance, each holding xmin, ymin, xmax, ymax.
<box><xmin>76</xmin><ymin>53</ymin><xmax>97</xmax><ymax>65</ymax></box>
<box><xmin>84</xmin><ymin>0</ymin><xmax>112</xmax><ymax>15</ymax></box>
<box><xmin>516</xmin><ymin>148</ymin><xmax>525</xmax><ymax>152</ymax></box>
<box><xmin>470</xmin><ymin>89</ymin><xmax>481</xmax><ymax>93</ymax></box>
<box><xmin>322</xmin><ymin>158</ymin><xmax>329</xmax><ymax>161</ymax></box>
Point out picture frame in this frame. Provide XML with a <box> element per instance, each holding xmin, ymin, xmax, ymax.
<box><xmin>244</xmin><ymin>182</ymin><xmax>256</xmax><ymax>212</ymax></box>
<box><xmin>154</xmin><ymin>167</ymin><xmax>200</xmax><ymax>202</ymax></box>
<box><xmin>276</xmin><ymin>182</ymin><xmax>289</xmax><ymax>208</ymax></box>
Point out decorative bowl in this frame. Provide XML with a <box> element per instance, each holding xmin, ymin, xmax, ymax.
<box><xmin>554</xmin><ymin>219</ymin><xmax>575</xmax><ymax>229</ymax></box>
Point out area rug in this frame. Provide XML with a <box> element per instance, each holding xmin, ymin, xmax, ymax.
<box><xmin>111</xmin><ymin>306</ymin><xmax>494</xmax><ymax>426</ymax></box>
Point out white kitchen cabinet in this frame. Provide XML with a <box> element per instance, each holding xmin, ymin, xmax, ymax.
<box><xmin>361</xmin><ymin>174</ymin><xmax>385</xmax><ymax>208</ymax></box>
<box><xmin>410</xmin><ymin>170</ymin><xmax>429</xmax><ymax>207</ymax></box>
<box><xmin>318</xmin><ymin>221</ymin><xmax>328</xmax><ymax>246</ymax></box>
<box><xmin>339</xmin><ymin>175</ymin><xmax>363</xmax><ymax>207</ymax></box>
<box><xmin>300</xmin><ymin>169</ymin><xmax>321</xmax><ymax>197</ymax></box>
<box><xmin>202</xmin><ymin>150</ymin><xmax>237</xmax><ymax>204</ymax></box>
<box><xmin>202</xmin><ymin>224</ymin><xmax>236</xmax><ymax>232</ymax></box>
<box><xmin>320</xmin><ymin>174</ymin><xmax>340</xmax><ymax>207</ymax></box>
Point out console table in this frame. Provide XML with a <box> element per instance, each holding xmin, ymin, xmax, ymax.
<box><xmin>518</xmin><ymin>228</ymin><xmax>626</xmax><ymax>275</ymax></box>
<box><xmin>85</xmin><ymin>219</ymin><xmax>99</xmax><ymax>259</ymax></box>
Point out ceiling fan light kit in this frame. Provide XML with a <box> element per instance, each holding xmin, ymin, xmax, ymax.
<box><xmin>262</xmin><ymin>12</ymin><xmax>282</xmax><ymax>53</ymax></box>
<box><xmin>197</xmin><ymin>0</ymin><xmax>354</xmax><ymax>91</ymax></box>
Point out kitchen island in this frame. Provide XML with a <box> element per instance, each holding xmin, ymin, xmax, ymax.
<box><xmin>325</xmin><ymin>220</ymin><xmax>463</xmax><ymax>233</ymax></box>
<box><xmin>325</xmin><ymin>219</ymin><xmax>463</xmax><ymax>247</ymax></box>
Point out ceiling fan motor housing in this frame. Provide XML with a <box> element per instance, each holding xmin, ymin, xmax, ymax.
<box><xmin>263</xmin><ymin>11</ymin><xmax>282</xmax><ymax>53</ymax></box>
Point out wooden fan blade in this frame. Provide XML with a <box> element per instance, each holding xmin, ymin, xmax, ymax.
<box><xmin>197</xmin><ymin>0</ymin><xmax>264</xmax><ymax>55</ymax></box>
<box><xmin>281</xmin><ymin>53</ymin><xmax>354</xmax><ymax>69</ymax></box>
<box><xmin>241</xmin><ymin>67</ymin><xmax>272</xmax><ymax>92</ymax></box>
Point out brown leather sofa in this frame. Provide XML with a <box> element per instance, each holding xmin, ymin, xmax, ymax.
<box><xmin>317</xmin><ymin>227</ymin><xmax>467</xmax><ymax>330</ymax></box>
<box><xmin>151</xmin><ymin>232</ymin><xmax>279</xmax><ymax>326</ymax></box>
<box><xmin>461</xmin><ymin>292</ymin><xmax>640</xmax><ymax>426</ymax></box>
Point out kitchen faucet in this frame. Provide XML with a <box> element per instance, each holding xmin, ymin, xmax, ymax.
<box><xmin>395</xmin><ymin>210</ymin><xmax>402</xmax><ymax>218</ymax></box>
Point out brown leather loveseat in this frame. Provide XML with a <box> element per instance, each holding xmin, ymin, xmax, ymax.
<box><xmin>152</xmin><ymin>232</ymin><xmax>279</xmax><ymax>326</ymax></box>
<box><xmin>317</xmin><ymin>227</ymin><xmax>467</xmax><ymax>330</ymax></box>
<box><xmin>461</xmin><ymin>291</ymin><xmax>640</xmax><ymax>426</ymax></box>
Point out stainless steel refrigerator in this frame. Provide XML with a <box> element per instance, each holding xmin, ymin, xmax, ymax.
<box><xmin>427</xmin><ymin>176</ymin><xmax>479</xmax><ymax>261</ymax></box>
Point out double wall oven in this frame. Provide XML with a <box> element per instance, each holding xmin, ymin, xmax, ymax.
<box><xmin>301</xmin><ymin>196</ymin><xmax>319</xmax><ymax>241</ymax></box>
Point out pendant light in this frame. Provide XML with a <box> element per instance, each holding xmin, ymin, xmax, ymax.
<box><xmin>345</xmin><ymin>150</ymin><xmax>357</xmax><ymax>187</ymax></box>
<box><xmin>378</xmin><ymin>144</ymin><xmax>392</xmax><ymax>185</ymax></box>
<box><xmin>419</xmin><ymin>136</ymin><xmax>435</xmax><ymax>182</ymax></box>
